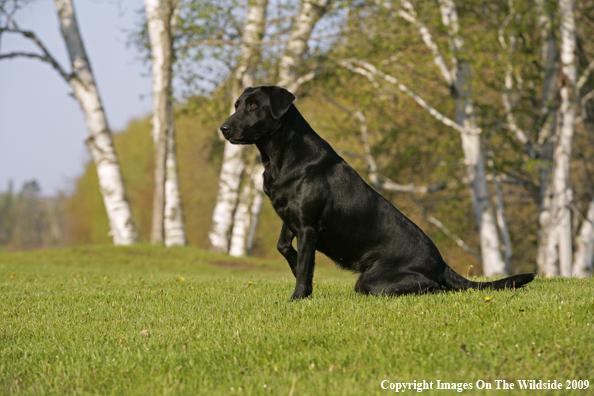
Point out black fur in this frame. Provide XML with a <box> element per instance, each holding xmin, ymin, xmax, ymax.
<box><xmin>220</xmin><ymin>86</ymin><xmax>534</xmax><ymax>299</ymax></box>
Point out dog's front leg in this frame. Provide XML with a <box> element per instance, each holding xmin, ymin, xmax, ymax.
<box><xmin>291</xmin><ymin>227</ymin><xmax>318</xmax><ymax>300</ymax></box>
<box><xmin>277</xmin><ymin>223</ymin><xmax>298</xmax><ymax>277</ymax></box>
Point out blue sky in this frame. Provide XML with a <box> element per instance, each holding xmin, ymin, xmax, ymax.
<box><xmin>0</xmin><ymin>0</ymin><xmax>152</xmax><ymax>196</ymax></box>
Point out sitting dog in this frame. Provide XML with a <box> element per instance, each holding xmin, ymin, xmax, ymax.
<box><xmin>220</xmin><ymin>86</ymin><xmax>534</xmax><ymax>299</ymax></box>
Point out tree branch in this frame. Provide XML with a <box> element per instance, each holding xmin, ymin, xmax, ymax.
<box><xmin>576</xmin><ymin>58</ymin><xmax>594</xmax><ymax>91</ymax></box>
<box><xmin>396</xmin><ymin>0</ymin><xmax>453</xmax><ymax>86</ymax></box>
<box><xmin>576</xmin><ymin>88</ymin><xmax>594</xmax><ymax>125</ymax></box>
<box><xmin>407</xmin><ymin>192</ymin><xmax>481</xmax><ymax>262</ymax></box>
<box><xmin>286</xmin><ymin>68</ymin><xmax>321</xmax><ymax>93</ymax></box>
<box><xmin>497</xmin><ymin>12</ymin><xmax>536</xmax><ymax>158</ymax></box>
<box><xmin>340</xmin><ymin>59</ymin><xmax>480</xmax><ymax>135</ymax></box>
<box><xmin>316</xmin><ymin>91</ymin><xmax>449</xmax><ymax>194</ymax></box>
<box><xmin>0</xmin><ymin>28</ymin><xmax>71</xmax><ymax>81</ymax></box>
<box><xmin>174</xmin><ymin>32</ymin><xmax>340</xmax><ymax>52</ymax></box>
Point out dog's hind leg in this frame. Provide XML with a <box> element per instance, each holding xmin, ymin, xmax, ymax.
<box><xmin>355</xmin><ymin>261</ymin><xmax>441</xmax><ymax>296</ymax></box>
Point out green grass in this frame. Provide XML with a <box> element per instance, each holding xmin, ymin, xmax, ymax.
<box><xmin>1</xmin><ymin>246</ymin><xmax>593</xmax><ymax>395</ymax></box>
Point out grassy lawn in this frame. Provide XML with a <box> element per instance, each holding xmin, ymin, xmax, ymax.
<box><xmin>1</xmin><ymin>246</ymin><xmax>593</xmax><ymax>395</ymax></box>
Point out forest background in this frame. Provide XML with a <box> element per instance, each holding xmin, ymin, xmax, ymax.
<box><xmin>1</xmin><ymin>0</ymin><xmax>593</xmax><ymax>278</ymax></box>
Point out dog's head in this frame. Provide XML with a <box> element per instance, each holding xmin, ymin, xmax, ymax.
<box><xmin>220</xmin><ymin>86</ymin><xmax>295</xmax><ymax>144</ymax></box>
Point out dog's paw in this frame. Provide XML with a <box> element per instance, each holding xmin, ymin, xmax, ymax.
<box><xmin>290</xmin><ymin>285</ymin><xmax>312</xmax><ymax>300</ymax></box>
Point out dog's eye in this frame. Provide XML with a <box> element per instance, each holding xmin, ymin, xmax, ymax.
<box><xmin>234</xmin><ymin>101</ymin><xmax>239</xmax><ymax>109</ymax></box>
<box><xmin>249</xmin><ymin>103</ymin><xmax>258</xmax><ymax>109</ymax></box>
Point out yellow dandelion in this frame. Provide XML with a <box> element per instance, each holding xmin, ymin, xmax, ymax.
<box><xmin>179</xmin><ymin>277</ymin><xmax>184</xmax><ymax>282</ymax></box>
<box><xmin>10</xmin><ymin>275</ymin><xmax>14</xmax><ymax>280</ymax></box>
<box><xmin>313</xmin><ymin>281</ymin><xmax>316</xmax><ymax>285</ymax></box>
<box><xmin>485</xmin><ymin>297</ymin><xmax>491</xmax><ymax>302</ymax></box>
<box><xmin>103</xmin><ymin>276</ymin><xmax>108</xmax><ymax>280</ymax></box>
<box><xmin>248</xmin><ymin>281</ymin><xmax>252</xmax><ymax>285</ymax></box>
<box><xmin>12</xmin><ymin>272</ymin><xmax>15</xmax><ymax>275</ymax></box>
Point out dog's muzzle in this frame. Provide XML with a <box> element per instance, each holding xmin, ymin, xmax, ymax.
<box><xmin>220</xmin><ymin>123</ymin><xmax>231</xmax><ymax>139</ymax></box>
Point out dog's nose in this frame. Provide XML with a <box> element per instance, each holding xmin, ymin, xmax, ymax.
<box><xmin>220</xmin><ymin>123</ymin><xmax>230</xmax><ymax>136</ymax></box>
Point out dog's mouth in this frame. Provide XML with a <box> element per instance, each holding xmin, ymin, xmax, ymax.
<box><xmin>227</xmin><ymin>135</ymin><xmax>260</xmax><ymax>145</ymax></box>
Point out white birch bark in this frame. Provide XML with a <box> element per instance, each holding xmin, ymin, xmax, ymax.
<box><xmin>535</xmin><ymin>0</ymin><xmax>559</xmax><ymax>276</ymax></box>
<box><xmin>54</xmin><ymin>0</ymin><xmax>138</xmax><ymax>245</ymax></box>
<box><xmin>164</xmin><ymin>104</ymin><xmax>187</xmax><ymax>247</ymax></box>
<box><xmin>163</xmin><ymin>1</ymin><xmax>186</xmax><ymax>247</ymax></box>
<box><xmin>546</xmin><ymin>0</ymin><xmax>577</xmax><ymax>277</ymax></box>
<box><xmin>229</xmin><ymin>166</ymin><xmax>253</xmax><ymax>258</ymax></box>
<box><xmin>229</xmin><ymin>156</ymin><xmax>264</xmax><ymax>257</ymax></box>
<box><xmin>228</xmin><ymin>162</ymin><xmax>265</xmax><ymax>257</ymax></box>
<box><xmin>209</xmin><ymin>0</ymin><xmax>268</xmax><ymax>253</ymax></box>
<box><xmin>144</xmin><ymin>0</ymin><xmax>186</xmax><ymax>246</ymax></box>
<box><xmin>277</xmin><ymin>0</ymin><xmax>331</xmax><ymax>91</ymax></box>
<box><xmin>493</xmin><ymin>172</ymin><xmax>513</xmax><ymax>268</ymax></box>
<box><xmin>246</xmin><ymin>165</ymin><xmax>264</xmax><ymax>255</ymax></box>
<box><xmin>145</xmin><ymin>0</ymin><xmax>168</xmax><ymax>244</ymax></box>
<box><xmin>573</xmin><ymin>199</ymin><xmax>594</xmax><ymax>277</ymax></box>
<box><xmin>456</xmin><ymin>67</ymin><xmax>506</xmax><ymax>276</ymax></box>
<box><xmin>438</xmin><ymin>0</ymin><xmax>506</xmax><ymax>276</ymax></box>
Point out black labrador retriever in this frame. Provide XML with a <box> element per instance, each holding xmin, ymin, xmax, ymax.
<box><xmin>220</xmin><ymin>86</ymin><xmax>534</xmax><ymax>299</ymax></box>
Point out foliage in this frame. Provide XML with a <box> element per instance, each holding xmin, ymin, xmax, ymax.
<box><xmin>0</xmin><ymin>181</ymin><xmax>64</xmax><ymax>249</ymax></box>
<box><xmin>1</xmin><ymin>246</ymin><xmax>593</xmax><ymax>394</ymax></box>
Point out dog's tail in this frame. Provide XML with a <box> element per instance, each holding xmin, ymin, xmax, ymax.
<box><xmin>441</xmin><ymin>265</ymin><xmax>535</xmax><ymax>291</ymax></box>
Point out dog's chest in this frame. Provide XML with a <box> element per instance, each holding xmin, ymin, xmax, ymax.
<box><xmin>267</xmin><ymin>185</ymin><xmax>293</xmax><ymax>221</ymax></box>
<box><xmin>263</xmin><ymin>172</ymin><xmax>297</xmax><ymax>222</ymax></box>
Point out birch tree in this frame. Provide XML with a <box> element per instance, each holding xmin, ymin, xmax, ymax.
<box><xmin>573</xmin><ymin>59</ymin><xmax>594</xmax><ymax>277</ymax></box>
<box><xmin>438</xmin><ymin>0</ymin><xmax>506</xmax><ymax>276</ymax></box>
<box><xmin>574</xmin><ymin>199</ymin><xmax>594</xmax><ymax>277</ymax></box>
<box><xmin>343</xmin><ymin>0</ymin><xmax>506</xmax><ymax>275</ymax></box>
<box><xmin>227</xmin><ymin>0</ymin><xmax>332</xmax><ymax>257</ymax></box>
<box><xmin>0</xmin><ymin>0</ymin><xmax>138</xmax><ymax>245</ymax></box>
<box><xmin>145</xmin><ymin>0</ymin><xmax>187</xmax><ymax>246</ymax></box>
<box><xmin>543</xmin><ymin>0</ymin><xmax>577</xmax><ymax>277</ymax></box>
<box><xmin>534</xmin><ymin>0</ymin><xmax>558</xmax><ymax>276</ymax></box>
<box><xmin>208</xmin><ymin>0</ymin><xmax>268</xmax><ymax>253</ymax></box>
<box><xmin>276</xmin><ymin>0</ymin><xmax>331</xmax><ymax>92</ymax></box>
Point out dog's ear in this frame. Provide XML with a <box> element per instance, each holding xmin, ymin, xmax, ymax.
<box><xmin>268</xmin><ymin>86</ymin><xmax>295</xmax><ymax>119</ymax></box>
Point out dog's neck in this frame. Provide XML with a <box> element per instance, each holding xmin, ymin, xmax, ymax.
<box><xmin>255</xmin><ymin>123</ymin><xmax>286</xmax><ymax>178</ymax></box>
<box><xmin>256</xmin><ymin>105</ymin><xmax>315</xmax><ymax>180</ymax></box>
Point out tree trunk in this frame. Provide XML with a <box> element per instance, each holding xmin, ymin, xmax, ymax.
<box><xmin>209</xmin><ymin>0</ymin><xmax>268</xmax><ymax>253</ymax></box>
<box><xmin>546</xmin><ymin>0</ymin><xmax>577</xmax><ymax>277</ymax></box>
<box><xmin>277</xmin><ymin>0</ymin><xmax>331</xmax><ymax>92</ymax></box>
<box><xmin>55</xmin><ymin>0</ymin><xmax>138</xmax><ymax>245</ymax></box>
<box><xmin>145</xmin><ymin>0</ymin><xmax>186</xmax><ymax>246</ymax></box>
<box><xmin>438</xmin><ymin>0</ymin><xmax>506</xmax><ymax>276</ymax></box>
<box><xmin>246</xmin><ymin>165</ymin><xmax>265</xmax><ymax>255</ymax></box>
<box><xmin>493</xmin><ymin>173</ymin><xmax>513</xmax><ymax>268</ymax></box>
<box><xmin>229</xmin><ymin>165</ymin><xmax>253</xmax><ymax>258</ymax></box>
<box><xmin>164</xmin><ymin>104</ymin><xmax>187</xmax><ymax>247</ymax></box>
<box><xmin>535</xmin><ymin>0</ymin><xmax>559</xmax><ymax>276</ymax></box>
<box><xmin>229</xmin><ymin>156</ymin><xmax>263</xmax><ymax>257</ymax></box>
<box><xmin>574</xmin><ymin>198</ymin><xmax>594</xmax><ymax>277</ymax></box>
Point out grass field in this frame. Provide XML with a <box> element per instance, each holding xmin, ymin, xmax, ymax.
<box><xmin>1</xmin><ymin>246</ymin><xmax>593</xmax><ymax>395</ymax></box>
